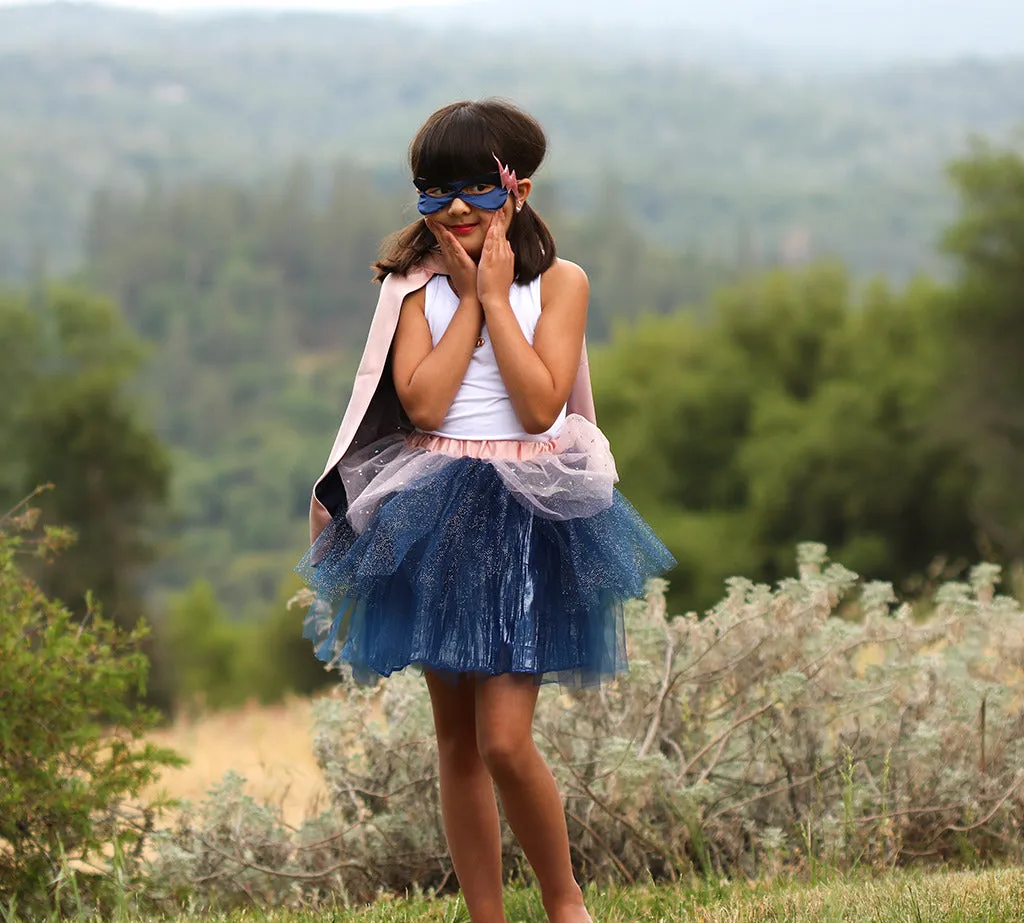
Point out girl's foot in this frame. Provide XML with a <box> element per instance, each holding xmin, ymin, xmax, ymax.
<box><xmin>545</xmin><ymin>897</ymin><xmax>593</xmax><ymax>923</ymax></box>
<box><xmin>549</xmin><ymin>911</ymin><xmax>592</xmax><ymax>923</ymax></box>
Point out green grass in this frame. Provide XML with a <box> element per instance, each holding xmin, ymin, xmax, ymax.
<box><xmin>12</xmin><ymin>869</ymin><xmax>1024</xmax><ymax>923</ymax></box>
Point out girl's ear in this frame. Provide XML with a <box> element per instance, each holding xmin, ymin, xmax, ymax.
<box><xmin>514</xmin><ymin>177</ymin><xmax>533</xmax><ymax>208</ymax></box>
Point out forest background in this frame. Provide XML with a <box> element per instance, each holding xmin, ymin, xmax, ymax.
<box><xmin>1</xmin><ymin>0</ymin><xmax>1024</xmax><ymax>711</ymax></box>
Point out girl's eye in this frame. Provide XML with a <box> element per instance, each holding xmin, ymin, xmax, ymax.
<box><xmin>424</xmin><ymin>186</ymin><xmax>450</xmax><ymax>198</ymax></box>
<box><xmin>464</xmin><ymin>183</ymin><xmax>496</xmax><ymax>195</ymax></box>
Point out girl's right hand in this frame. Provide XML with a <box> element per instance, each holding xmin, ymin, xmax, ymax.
<box><xmin>425</xmin><ymin>218</ymin><xmax>479</xmax><ymax>302</ymax></box>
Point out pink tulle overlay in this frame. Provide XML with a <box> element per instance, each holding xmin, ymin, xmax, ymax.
<box><xmin>338</xmin><ymin>414</ymin><xmax>618</xmax><ymax>533</ymax></box>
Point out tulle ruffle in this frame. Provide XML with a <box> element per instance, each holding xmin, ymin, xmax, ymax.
<box><xmin>339</xmin><ymin>415</ymin><xmax>619</xmax><ymax>532</ymax></box>
<box><xmin>296</xmin><ymin>417</ymin><xmax>676</xmax><ymax>687</ymax></box>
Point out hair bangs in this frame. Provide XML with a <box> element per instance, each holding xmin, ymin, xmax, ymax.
<box><xmin>411</xmin><ymin>104</ymin><xmax>501</xmax><ymax>184</ymax></box>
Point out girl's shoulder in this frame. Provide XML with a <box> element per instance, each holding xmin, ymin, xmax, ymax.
<box><xmin>400</xmin><ymin>285</ymin><xmax>427</xmax><ymax>310</ymax></box>
<box><xmin>388</xmin><ymin>255</ymin><xmax>442</xmax><ymax>309</ymax></box>
<box><xmin>540</xmin><ymin>258</ymin><xmax>589</xmax><ymax>302</ymax></box>
<box><xmin>381</xmin><ymin>255</ymin><xmax>439</xmax><ymax>288</ymax></box>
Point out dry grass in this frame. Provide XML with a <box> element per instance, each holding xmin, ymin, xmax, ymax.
<box><xmin>144</xmin><ymin>696</ymin><xmax>329</xmax><ymax>827</ymax></box>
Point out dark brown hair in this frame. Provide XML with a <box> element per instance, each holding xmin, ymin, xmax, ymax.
<box><xmin>373</xmin><ymin>99</ymin><xmax>557</xmax><ymax>284</ymax></box>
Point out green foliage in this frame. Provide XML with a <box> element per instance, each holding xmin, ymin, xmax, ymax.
<box><xmin>83</xmin><ymin>171</ymin><xmax>387</xmax><ymax>618</ymax></box>
<box><xmin>557</xmin><ymin>178</ymin><xmax>724</xmax><ymax>337</ymax></box>
<box><xmin>0</xmin><ymin>500</ymin><xmax>183</xmax><ymax>915</ymax></box>
<box><xmin>236</xmin><ymin>578</ymin><xmax>333</xmax><ymax>702</ymax></box>
<box><xmin>148</xmin><ymin>554</ymin><xmax>1024</xmax><ymax>908</ymax></box>
<box><xmin>162</xmin><ymin>577</ymin><xmax>329</xmax><ymax>712</ymax></box>
<box><xmin>593</xmin><ymin>262</ymin><xmax>978</xmax><ymax>613</ymax></box>
<box><xmin>164</xmin><ymin>581</ymin><xmax>244</xmax><ymax>712</ymax></box>
<box><xmin>0</xmin><ymin>286</ymin><xmax>169</xmax><ymax>638</ymax></box>
<box><xmin>940</xmin><ymin>136</ymin><xmax>1024</xmax><ymax>558</ymax></box>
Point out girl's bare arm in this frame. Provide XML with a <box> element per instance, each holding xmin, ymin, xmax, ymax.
<box><xmin>392</xmin><ymin>218</ymin><xmax>489</xmax><ymax>431</ymax></box>
<box><xmin>391</xmin><ymin>286</ymin><xmax>483</xmax><ymax>432</ymax></box>
<box><xmin>483</xmin><ymin>258</ymin><xmax>589</xmax><ymax>435</ymax></box>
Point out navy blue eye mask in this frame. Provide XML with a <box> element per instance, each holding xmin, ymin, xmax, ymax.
<box><xmin>414</xmin><ymin>172</ymin><xmax>510</xmax><ymax>215</ymax></box>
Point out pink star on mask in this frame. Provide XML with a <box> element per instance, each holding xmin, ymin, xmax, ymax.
<box><xmin>492</xmin><ymin>153</ymin><xmax>520</xmax><ymax>201</ymax></box>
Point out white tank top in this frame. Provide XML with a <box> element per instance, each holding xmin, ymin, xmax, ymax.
<box><xmin>422</xmin><ymin>274</ymin><xmax>567</xmax><ymax>441</ymax></box>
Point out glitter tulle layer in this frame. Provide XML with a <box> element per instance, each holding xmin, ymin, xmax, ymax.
<box><xmin>296</xmin><ymin>416</ymin><xmax>676</xmax><ymax>687</ymax></box>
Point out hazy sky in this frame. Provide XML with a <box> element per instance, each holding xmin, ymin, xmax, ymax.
<box><xmin>0</xmin><ymin>0</ymin><xmax>470</xmax><ymax>9</ymax></box>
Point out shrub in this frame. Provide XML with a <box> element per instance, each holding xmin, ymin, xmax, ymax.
<box><xmin>161</xmin><ymin>575</ymin><xmax>332</xmax><ymax>714</ymax></box>
<box><xmin>0</xmin><ymin>497</ymin><xmax>183</xmax><ymax>916</ymax></box>
<box><xmin>149</xmin><ymin>545</ymin><xmax>1024</xmax><ymax>908</ymax></box>
<box><xmin>163</xmin><ymin>579</ymin><xmax>246</xmax><ymax>713</ymax></box>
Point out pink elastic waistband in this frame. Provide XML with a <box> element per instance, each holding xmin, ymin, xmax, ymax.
<box><xmin>407</xmin><ymin>431</ymin><xmax>557</xmax><ymax>461</ymax></box>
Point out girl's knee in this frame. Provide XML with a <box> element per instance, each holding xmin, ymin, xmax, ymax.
<box><xmin>427</xmin><ymin>672</ymin><xmax>477</xmax><ymax>750</ymax></box>
<box><xmin>476</xmin><ymin>727</ymin><xmax>532</xmax><ymax>779</ymax></box>
<box><xmin>435</xmin><ymin>724</ymin><xmax>484</xmax><ymax>773</ymax></box>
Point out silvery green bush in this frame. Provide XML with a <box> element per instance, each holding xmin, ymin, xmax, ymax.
<box><xmin>149</xmin><ymin>544</ymin><xmax>1024</xmax><ymax>908</ymax></box>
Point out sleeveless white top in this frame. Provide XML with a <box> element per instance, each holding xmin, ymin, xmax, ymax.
<box><xmin>423</xmin><ymin>275</ymin><xmax>567</xmax><ymax>441</ymax></box>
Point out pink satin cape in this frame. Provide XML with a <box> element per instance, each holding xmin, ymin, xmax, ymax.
<box><xmin>309</xmin><ymin>255</ymin><xmax>598</xmax><ymax>544</ymax></box>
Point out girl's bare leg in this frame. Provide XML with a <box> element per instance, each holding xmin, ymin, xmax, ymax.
<box><xmin>425</xmin><ymin>670</ymin><xmax>507</xmax><ymax>923</ymax></box>
<box><xmin>475</xmin><ymin>675</ymin><xmax>592</xmax><ymax>923</ymax></box>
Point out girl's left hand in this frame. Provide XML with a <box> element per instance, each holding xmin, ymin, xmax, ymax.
<box><xmin>477</xmin><ymin>204</ymin><xmax>515</xmax><ymax>309</ymax></box>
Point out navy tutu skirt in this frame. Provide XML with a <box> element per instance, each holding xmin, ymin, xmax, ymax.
<box><xmin>296</xmin><ymin>415</ymin><xmax>676</xmax><ymax>687</ymax></box>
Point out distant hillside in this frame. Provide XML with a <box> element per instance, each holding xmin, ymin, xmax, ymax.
<box><xmin>0</xmin><ymin>3</ymin><xmax>1022</xmax><ymax>280</ymax></box>
<box><xmin>9</xmin><ymin>1</ymin><xmax>1021</xmax><ymax>61</ymax></box>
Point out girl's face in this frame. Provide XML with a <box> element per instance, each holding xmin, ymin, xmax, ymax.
<box><xmin>422</xmin><ymin>177</ymin><xmax>531</xmax><ymax>261</ymax></box>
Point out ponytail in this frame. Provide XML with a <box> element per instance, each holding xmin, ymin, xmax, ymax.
<box><xmin>372</xmin><ymin>220</ymin><xmax>436</xmax><ymax>283</ymax></box>
<box><xmin>509</xmin><ymin>202</ymin><xmax>557</xmax><ymax>281</ymax></box>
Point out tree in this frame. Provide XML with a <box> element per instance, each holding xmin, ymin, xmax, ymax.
<box><xmin>738</xmin><ymin>275</ymin><xmax>976</xmax><ymax>582</ymax></box>
<box><xmin>593</xmin><ymin>263</ymin><xmax>977</xmax><ymax>614</ymax></box>
<box><xmin>0</xmin><ymin>286</ymin><xmax>169</xmax><ymax>633</ymax></box>
<box><xmin>941</xmin><ymin>137</ymin><xmax>1024</xmax><ymax>557</ymax></box>
<box><xmin>164</xmin><ymin>580</ymin><xmax>244</xmax><ymax>712</ymax></box>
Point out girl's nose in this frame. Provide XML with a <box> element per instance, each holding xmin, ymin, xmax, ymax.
<box><xmin>447</xmin><ymin>196</ymin><xmax>471</xmax><ymax>216</ymax></box>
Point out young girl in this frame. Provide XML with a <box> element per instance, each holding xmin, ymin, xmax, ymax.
<box><xmin>297</xmin><ymin>99</ymin><xmax>675</xmax><ymax>923</ymax></box>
